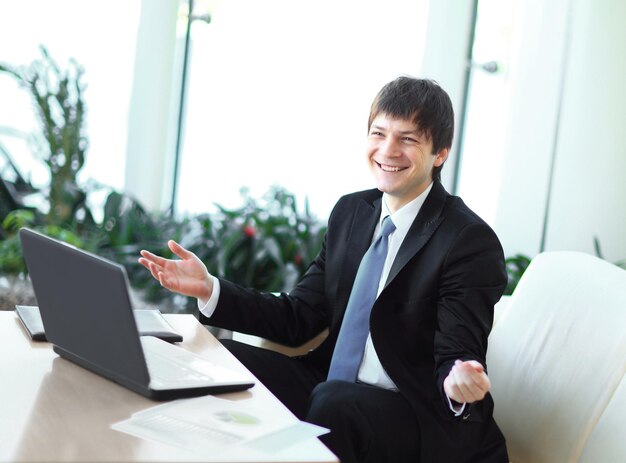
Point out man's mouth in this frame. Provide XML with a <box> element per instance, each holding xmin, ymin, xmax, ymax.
<box><xmin>376</xmin><ymin>162</ymin><xmax>406</xmax><ymax>172</ymax></box>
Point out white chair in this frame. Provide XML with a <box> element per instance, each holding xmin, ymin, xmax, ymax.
<box><xmin>487</xmin><ymin>251</ymin><xmax>626</xmax><ymax>462</ymax></box>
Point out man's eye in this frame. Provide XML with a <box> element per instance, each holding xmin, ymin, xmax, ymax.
<box><xmin>402</xmin><ymin>137</ymin><xmax>418</xmax><ymax>143</ymax></box>
<box><xmin>370</xmin><ymin>131</ymin><xmax>383</xmax><ymax>136</ymax></box>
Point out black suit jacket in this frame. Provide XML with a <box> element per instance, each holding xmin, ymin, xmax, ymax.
<box><xmin>203</xmin><ymin>181</ymin><xmax>508</xmax><ymax>462</ymax></box>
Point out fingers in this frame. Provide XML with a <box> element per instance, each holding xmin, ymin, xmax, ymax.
<box><xmin>156</xmin><ymin>268</ymin><xmax>173</xmax><ymax>290</ymax></box>
<box><xmin>466</xmin><ymin>360</ymin><xmax>485</xmax><ymax>373</ymax></box>
<box><xmin>137</xmin><ymin>257</ymin><xmax>155</xmax><ymax>275</ymax></box>
<box><xmin>138</xmin><ymin>242</ymin><xmax>203</xmax><ymax>295</ymax></box>
<box><xmin>138</xmin><ymin>250</ymin><xmax>171</xmax><ymax>286</ymax></box>
<box><xmin>138</xmin><ymin>257</ymin><xmax>164</xmax><ymax>283</ymax></box>
<box><xmin>444</xmin><ymin>360</ymin><xmax>491</xmax><ymax>404</ymax></box>
<box><xmin>168</xmin><ymin>240</ymin><xmax>195</xmax><ymax>260</ymax></box>
<box><xmin>148</xmin><ymin>261</ymin><xmax>176</xmax><ymax>291</ymax></box>
<box><xmin>139</xmin><ymin>242</ymin><xmax>197</xmax><ymax>267</ymax></box>
<box><xmin>139</xmin><ymin>249</ymin><xmax>168</xmax><ymax>267</ymax></box>
<box><xmin>138</xmin><ymin>251</ymin><xmax>163</xmax><ymax>277</ymax></box>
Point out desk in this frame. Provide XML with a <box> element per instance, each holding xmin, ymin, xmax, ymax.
<box><xmin>0</xmin><ymin>311</ymin><xmax>338</xmax><ymax>462</ymax></box>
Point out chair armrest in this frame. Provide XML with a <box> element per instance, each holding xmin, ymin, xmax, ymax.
<box><xmin>232</xmin><ymin>330</ymin><xmax>328</xmax><ymax>357</ymax></box>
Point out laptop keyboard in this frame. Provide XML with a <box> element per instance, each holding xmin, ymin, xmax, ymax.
<box><xmin>142</xmin><ymin>337</ymin><xmax>218</xmax><ymax>388</ymax></box>
<box><xmin>145</xmin><ymin>355</ymin><xmax>215</xmax><ymax>384</ymax></box>
<box><xmin>140</xmin><ymin>336</ymin><xmax>252</xmax><ymax>390</ymax></box>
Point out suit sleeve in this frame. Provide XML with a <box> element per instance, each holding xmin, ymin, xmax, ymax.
<box><xmin>198</xmin><ymin>234</ymin><xmax>331</xmax><ymax>347</ymax></box>
<box><xmin>433</xmin><ymin>222</ymin><xmax>507</xmax><ymax>403</ymax></box>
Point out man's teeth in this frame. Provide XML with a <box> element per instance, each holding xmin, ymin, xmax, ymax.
<box><xmin>380</xmin><ymin>164</ymin><xmax>402</xmax><ymax>172</ymax></box>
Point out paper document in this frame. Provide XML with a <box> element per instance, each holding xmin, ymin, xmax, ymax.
<box><xmin>112</xmin><ymin>395</ymin><xmax>329</xmax><ymax>456</ymax></box>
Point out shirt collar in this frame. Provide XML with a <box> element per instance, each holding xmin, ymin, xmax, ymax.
<box><xmin>380</xmin><ymin>182</ymin><xmax>434</xmax><ymax>233</ymax></box>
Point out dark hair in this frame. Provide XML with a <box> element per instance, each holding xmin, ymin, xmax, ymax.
<box><xmin>368</xmin><ymin>76</ymin><xmax>454</xmax><ymax>181</ymax></box>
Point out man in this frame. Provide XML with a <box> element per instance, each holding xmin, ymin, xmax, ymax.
<box><xmin>139</xmin><ymin>76</ymin><xmax>509</xmax><ymax>462</ymax></box>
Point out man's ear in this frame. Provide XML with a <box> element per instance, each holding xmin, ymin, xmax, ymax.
<box><xmin>433</xmin><ymin>148</ymin><xmax>449</xmax><ymax>167</ymax></box>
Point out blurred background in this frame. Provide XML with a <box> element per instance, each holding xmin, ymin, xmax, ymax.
<box><xmin>0</xmin><ymin>0</ymin><xmax>625</xmax><ymax>307</ymax></box>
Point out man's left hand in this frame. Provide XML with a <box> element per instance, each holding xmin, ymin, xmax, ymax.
<box><xmin>443</xmin><ymin>360</ymin><xmax>491</xmax><ymax>404</ymax></box>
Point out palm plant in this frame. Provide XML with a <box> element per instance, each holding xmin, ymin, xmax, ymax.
<box><xmin>0</xmin><ymin>46</ymin><xmax>92</xmax><ymax>231</ymax></box>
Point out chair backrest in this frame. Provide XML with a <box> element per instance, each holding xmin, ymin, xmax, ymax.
<box><xmin>487</xmin><ymin>251</ymin><xmax>626</xmax><ymax>463</ymax></box>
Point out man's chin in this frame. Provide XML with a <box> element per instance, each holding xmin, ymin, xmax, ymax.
<box><xmin>372</xmin><ymin>179</ymin><xmax>398</xmax><ymax>195</ymax></box>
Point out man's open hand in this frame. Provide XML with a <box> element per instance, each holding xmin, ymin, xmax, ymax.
<box><xmin>138</xmin><ymin>240</ymin><xmax>213</xmax><ymax>301</ymax></box>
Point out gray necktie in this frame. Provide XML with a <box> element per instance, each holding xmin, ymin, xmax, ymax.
<box><xmin>327</xmin><ymin>216</ymin><xmax>396</xmax><ymax>381</ymax></box>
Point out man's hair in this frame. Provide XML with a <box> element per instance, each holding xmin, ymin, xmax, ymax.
<box><xmin>367</xmin><ymin>76</ymin><xmax>454</xmax><ymax>181</ymax></box>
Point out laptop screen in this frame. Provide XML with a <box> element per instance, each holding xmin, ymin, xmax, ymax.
<box><xmin>19</xmin><ymin>227</ymin><xmax>151</xmax><ymax>387</ymax></box>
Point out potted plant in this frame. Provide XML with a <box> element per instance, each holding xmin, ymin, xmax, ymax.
<box><xmin>0</xmin><ymin>48</ymin><xmax>329</xmax><ymax>312</ymax></box>
<box><xmin>0</xmin><ymin>46</ymin><xmax>93</xmax><ymax>231</ymax></box>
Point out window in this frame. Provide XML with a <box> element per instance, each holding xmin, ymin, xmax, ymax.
<box><xmin>174</xmin><ymin>0</ymin><xmax>430</xmax><ymax>219</ymax></box>
<box><xmin>0</xmin><ymin>0</ymin><xmax>140</xmax><ymax>217</ymax></box>
<box><xmin>455</xmin><ymin>0</ymin><xmax>516</xmax><ymax>226</ymax></box>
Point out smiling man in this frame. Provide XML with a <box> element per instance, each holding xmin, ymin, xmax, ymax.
<box><xmin>367</xmin><ymin>115</ymin><xmax>447</xmax><ymax>212</ymax></box>
<box><xmin>139</xmin><ymin>76</ymin><xmax>509</xmax><ymax>462</ymax></box>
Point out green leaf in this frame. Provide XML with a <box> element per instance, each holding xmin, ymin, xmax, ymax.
<box><xmin>3</xmin><ymin>209</ymin><xmax>36</xmax><ymax>232</ymax></box>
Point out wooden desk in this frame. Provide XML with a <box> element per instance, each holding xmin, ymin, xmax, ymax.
<box><xmin>0</xmin><ymin>311</ymin><xmax>338</xmax><ymax>462</ymax></box>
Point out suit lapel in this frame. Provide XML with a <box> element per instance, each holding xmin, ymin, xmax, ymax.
<box><xmin>384</xmin><ymin>181</ymin><xmax>447</xmax><ymax>290</ymax></box>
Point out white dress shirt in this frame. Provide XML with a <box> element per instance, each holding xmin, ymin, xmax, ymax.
<box><xmin>355</xmin><ymin>183</ymin><xmax>433</xmax><ymax>388</ymax></box>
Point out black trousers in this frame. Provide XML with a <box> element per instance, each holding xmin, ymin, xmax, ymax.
<box><xmin>220</xmin><ymin>339</ymin><xmax>420</xmax><ymax>463</ymax></box>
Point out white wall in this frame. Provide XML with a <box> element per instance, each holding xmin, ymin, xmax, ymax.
<box><xmin>543</xmin><ymin>0</ymin><xmax>626</xmax><ymax>262</ymax></box>
<box><xmin>492</xmin><ymin>0</ymin><xmax>571</xmax><ymax>258</ymax></box>
<box><xmin>491</xmin><ymin>0</ymin><xmax>626</xmax><ymax>263</ymax></box>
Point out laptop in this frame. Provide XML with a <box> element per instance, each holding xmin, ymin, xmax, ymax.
<box><xmin>19</xmin><ymin>227</ymin><xmax>254</xmax><ymax>400</ymax></box>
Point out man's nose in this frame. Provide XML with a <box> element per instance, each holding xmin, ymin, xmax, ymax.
<box><xmin>380</xmin><ymin>138</ymin><xmax>401</xmax><ymax>157</ymax></box>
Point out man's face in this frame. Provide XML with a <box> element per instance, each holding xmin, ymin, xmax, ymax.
<box><xmin>366</xmin><ymin>113</ymin><xmax>448</xmax><ymax>213</ymax></box>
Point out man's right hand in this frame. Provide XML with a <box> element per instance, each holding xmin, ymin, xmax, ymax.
<box><xmin>138</xmin><ymin>240</ymin><xmax>213</xmax><ymax>302</ymax></box>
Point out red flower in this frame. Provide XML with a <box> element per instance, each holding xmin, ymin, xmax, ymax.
<box><xmin>243</xmin><ymin>224</ymin><xmax>256</xmax><ymax>238</ymax></box>
<box><xmin>294</xmin><ymin>253</ymin><xmax>303</xmax><ymax>266</ymax></box>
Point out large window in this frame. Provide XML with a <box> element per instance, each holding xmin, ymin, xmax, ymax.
<box><xmin>0</xmin><ymin>0</ymin><xmax>140</xmax><ymax>216</ymax></box>
<box><xmin>174</xmin><ymin>0</ymin><xmax>430</xmax><ymax>219</ymax></box>
<box><xmin>455</xmin><ymin>0</ymin><xmax>515</xmax><ymax>226</ymax></box>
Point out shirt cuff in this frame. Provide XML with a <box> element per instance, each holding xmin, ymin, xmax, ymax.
<box><xmin>198</xmin><ymin>276</ymin><xmax>220</xmax><ymax>318</ymax></box>
<box><xmin>446</xmin><ymin>394</ymin><xmax>466</xmax><ymax>417</ymax></box>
